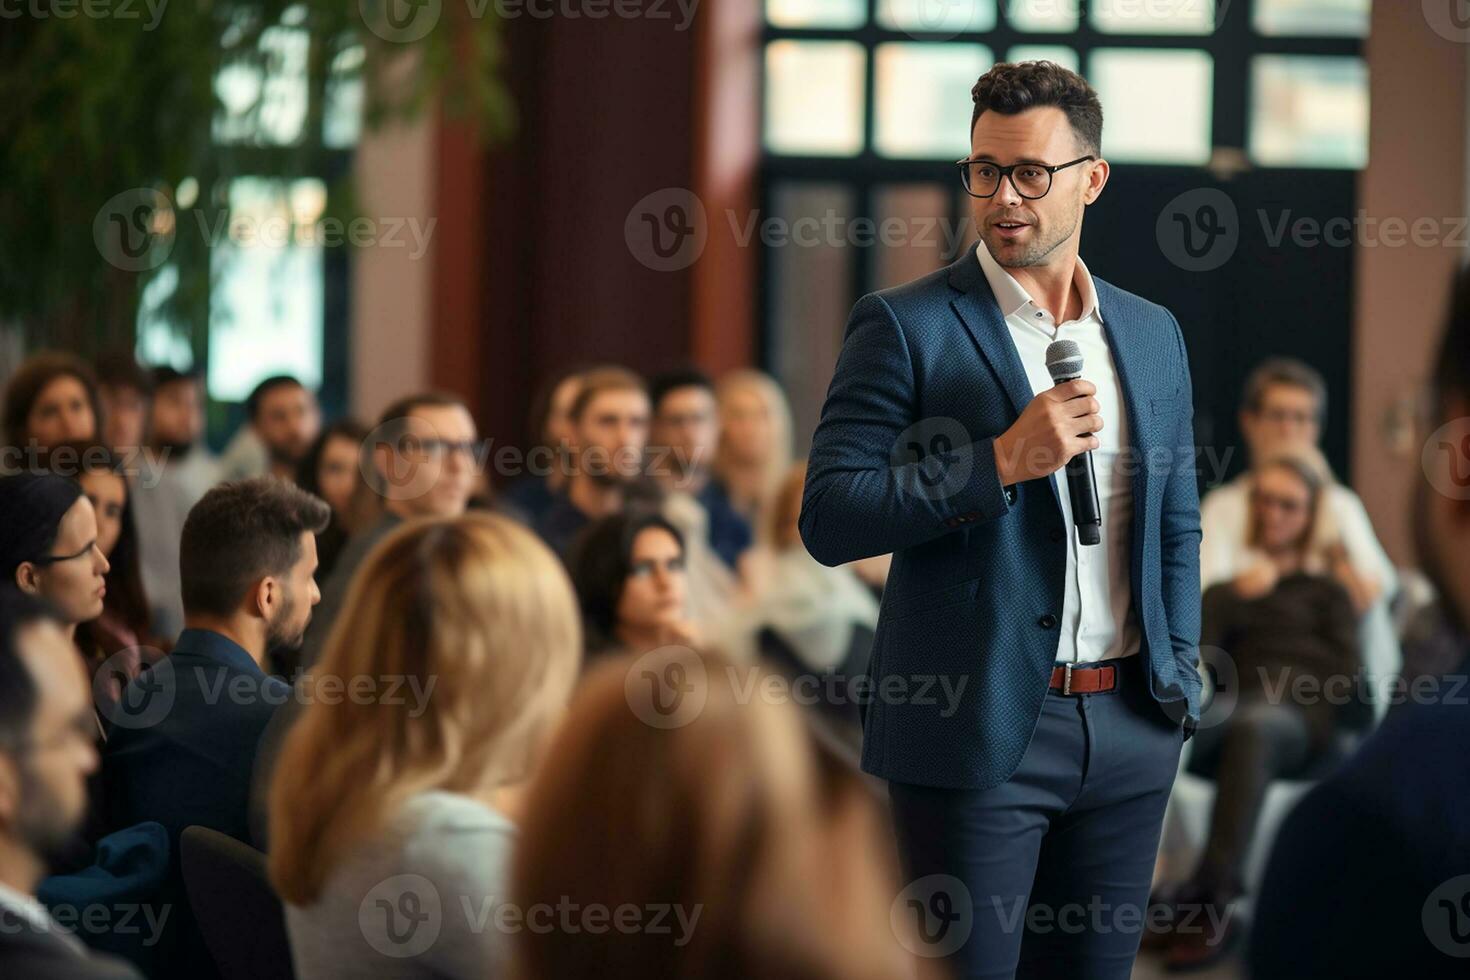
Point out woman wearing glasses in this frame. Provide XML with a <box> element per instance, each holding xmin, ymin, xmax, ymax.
<box><xmin>0</xmin><ymin>473</ymin><xmax>111</xmax><ymax>640</ymax></box>
<box><xmin>1157</xmin><ymin>452</ymin><xmax>1366</xmax><ymax>969</ymax></box>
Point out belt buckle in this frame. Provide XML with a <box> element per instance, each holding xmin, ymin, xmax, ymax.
<box><xmin>1063</xmin><ymin>662</ymin><xmax>1074</xmax><ymax>696</ymax></box>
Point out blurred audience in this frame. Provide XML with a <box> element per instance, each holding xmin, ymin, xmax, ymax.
<box><xmin>131</xmin><ymin>367</ymin><xmax>217</xmax><ymax>641</ymax></box>
<box><xmin>1160</xmin><ymin>453</ymin><xmax>1365</xmax><ymax>969</ymax></box>
<box><xmin>535</xmin><ymin>367</ymin><xmax>650</xmax><ymax>558</ymax></box>
<box><xmin>712</xmin><ymin>369</ymin><xmax>793</xmax><ymax>533</ymax></box>
<box><xmin>298</xmin><ymin>392</ymin><xmax>477</xmax><ymax>667</ymax></box>
<box><xmin>569</xmin><ymin>510</ymin><xmax>697</xmax><ymax>659</ymax></box>
<box><xmin>0</xmin><ymin>474</ymin><xmax>110</xmax><ymax>648</ymax></box>
<box><xmin>511</xmin><ymin>646</ymin><xmax>914</xmax><ymax>980</ymax></box>
<box><xmin>1200</xmin><ymin>357</ymin><xmax>1399</xmax><ymax>693</ymax></box>
<box><xmin>94</xmin><ymin>353</ymin><xmax>153</xmax><ymax>458</ymax></box>
<box><xmin>1248</xmin><ymin>267</ymin><xmax>1470</xmax><ymax>979</ymax></box>
<box><xmin>500</xmin><ymin>365</ymin><xmax>585</xmax><ymax>526</ymax></box>
<box><xmin>271</xmin><ymin>513</ymin><xmax>581</xmax><ymax>979</ymax></box>
<box><xmin>293</xmin><ymin>419</ymin><xmax>370</xmax><ymax>583</ymax></box>
<box><xmin>648</xmin><ymin>368</ymin><xmax>751</xmax><ymax>569</ymax></box>
<box><xmin>0</xmin><ymin>590</ymin><xmax>142</xmax><ymax>980</ymax></box>
<box><xmin>103</xmin><ymin>478</ymin><xmax>326</xmax><ymax>980</ymax></box>
<box><xmin>219</xmin><ymin>375</ymin><xmax>322</xmax><ymax>483</ymax></box>
<box><xmin>2</xmin><ymin>351</ymin><xmax>100</xmax><ymax>453</ymax></box>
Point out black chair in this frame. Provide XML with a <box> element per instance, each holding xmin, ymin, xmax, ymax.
<box><xmin>179</xmin><ymin>826</ymin><xmax>295</xmax><ymax>980</ymax></box>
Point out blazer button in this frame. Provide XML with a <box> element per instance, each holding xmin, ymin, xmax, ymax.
<box><xmin>1038</xmin><ymin>614</ymin><xmax>1058</xmax><ymax>628</ymax></box>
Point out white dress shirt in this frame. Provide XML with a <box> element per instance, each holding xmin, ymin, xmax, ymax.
<box><xmin>976</xmin><ymin>241</ymin><xmax>1140</xmax><ymax>663</ymax></box>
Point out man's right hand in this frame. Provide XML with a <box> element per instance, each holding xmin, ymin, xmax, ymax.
<box><xmin>993</xmin><ymin>379</ymin><xmax>1102</xmax><ymax>486</ymax></box>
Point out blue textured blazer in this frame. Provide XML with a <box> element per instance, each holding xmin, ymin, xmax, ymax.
<box><xmin>799</xmin><ymin>250</ymin><xmax>1204</xmax><ymax>791</ymax></box>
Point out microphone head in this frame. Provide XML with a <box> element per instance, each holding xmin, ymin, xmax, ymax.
<box><xmin>1045</xmin><ymin>339</ymin><xmax>1083</xmax><ymax>382</ymax></box>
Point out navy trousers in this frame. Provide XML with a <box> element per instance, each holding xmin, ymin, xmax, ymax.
<box><xmin>889</xmin><ymin>655</ymin><xmax>1185</xmax><ymax>980</ymax></box>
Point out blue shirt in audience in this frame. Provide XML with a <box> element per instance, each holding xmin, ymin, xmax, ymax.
<box><xmin>698</xmin><ymin>477</ymin><xmax>753</xmax><ymax>569</ymax></box>
<box><xmin>534</xmin><ymin>492</ymin><xmax>590</xmax><ymax>559</ymax></box>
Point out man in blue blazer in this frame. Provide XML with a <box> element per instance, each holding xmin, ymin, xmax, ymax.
<box><xmin>800</xmin><ymin>62</ymin><xmax>1202</xmax><ymax>979</ymax></box>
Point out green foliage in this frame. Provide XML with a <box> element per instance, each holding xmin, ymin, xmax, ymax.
<box><xmin>0</xmin><ymin>0</ymin><xmax>512</xmax><ymax>355</ymax></box>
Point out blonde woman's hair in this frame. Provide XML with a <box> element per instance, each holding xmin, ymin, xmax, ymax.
<box><xmin>766</xmin><ymin>462</ymin><xmax>808</xmax><ymax>552</ymax></box>
<box><xmin>1248</xmin><ymin>450</ymin><xmax>1340</xmax><ymax>570</ymax></box>
<box><xmin>512</xmin><ymin>647</ymin><xmax>912</xmax><ymax>980</ymax></box>
<box><xmin>714</xmin><ymin>369</ymin><xmax>794</xmax><ymax>535</ymax></box>
<box><xmin>269</xmin><ymin>512</ymin><xmax>582</xmax><ymax>904</ymax></box>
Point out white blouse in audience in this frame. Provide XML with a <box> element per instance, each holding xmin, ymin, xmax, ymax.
<box><xmin>285</xmin><ymin>790</ymin><xmax>514</xmax><ymax>979</ymax></box>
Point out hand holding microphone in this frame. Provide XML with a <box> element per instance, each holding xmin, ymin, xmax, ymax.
<box><xmin>990</xmin><ymin>339</ymin><xmax>1104</xmax><ymax>544</ymax></box>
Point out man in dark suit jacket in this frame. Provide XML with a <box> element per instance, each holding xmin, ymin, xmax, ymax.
<box><xmin>103</xmin><ymin>478</ymin><xmax>328</xmax><ymax>979</ymax></box>
<box><xmin>1248</xmin><ymin>263</ymin><xmax>1470</xmax><ymax>979</ymax></box>
<box><xmin>801</xmin><ymin>62</ymin><xmax>1201</xmax><ymax>979</ymax></box>
<box><xmin>0</xmin><ymin>591</ymin><xmax>141</xmax><ymax>979</ymax></box>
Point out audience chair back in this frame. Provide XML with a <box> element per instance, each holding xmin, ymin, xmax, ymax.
<box><xmin>180</xmin><ymin>826</ymin><xmax>296</xmax><ymax>980</ymax></box>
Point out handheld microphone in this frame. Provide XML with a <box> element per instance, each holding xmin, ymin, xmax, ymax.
<box><xmin>1045</xmin><ymin>339</ymin><xmax>1101</xmax><ymax>546</ymax></box>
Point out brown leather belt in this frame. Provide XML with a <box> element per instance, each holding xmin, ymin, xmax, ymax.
<box><xmin>1049</xmin><ymin>662</ymin><xmax>1118</xmax><ymax>695</ymax></box>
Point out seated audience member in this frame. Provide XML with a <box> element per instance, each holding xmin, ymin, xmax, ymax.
<box><xmin>569</xmin><ymin>511</ymin><xmax>697</xmax><ymax>659</ymax></box>
<box><xmin>298</xmin><ymin>392</ymin><xmax>477</xmax><ymax>666</ymax></box>
<box><xmin>0</xmin><ymin>591</ymin><xmax>142</xmax><ymax>980</ymax></box>
<box><xmin>219</xmin><ymin>375</ymin><xmax>322</xmax><ymax>483</ymax></box>
<box><xmin>648</xmin><ymin>368</ymin><xmax>752</xmax><ymax>568</ymax></box>
<box><xmin>1248</xmin><ymin>270</ymin><xmax>1470</xmax><ymax>980</ymax></box>
<box><xmin>500</xmin><ymin>365</ymin><xmax>585</xmax><ymax>526</ymax></box>
<box><xmin>512</xmin><ymin>647</ymin><xmax>914</xmax><ymax>980</ymax></box>
<box><xmin>1200</xmin><ymin>358</ymin><xmax>1398</xmax><ymax>678</ymax></box>
<box><xmin>737</xmin><ymin>463</ymin><xmax>878</xmax><ymax>683</ymax></box>
<box><xmin>712</xmin><ymin>368</ymin><xmax>793</xmax><ymax>527</ymax></box>
<box><xmin>103</xmin><ymin>478</ymin><xmax>326</xmax><ymax>980</ymax></box>
<box><xmin>2</xmin><ymin>351</ymin><xmax>100</xmax><ymax>454</ymax></box>
<box><xmin>130</xmin><ymin>366</ymin><xmax>219</xmax><ymax>641</ymax></box>
<box><xmin>294</xmin><ymin>419</ymin><xmax>370</xmax><ymax>583</ymax></box>
<box><xmin>535</xmin><ymin>366</ymin><xmax>650</xmax><ymax>558</ymax></box>
<box><xmin>94</xmin><ymin>353</ymin><xmax>153</xmax><ymax>459</ymax></box>
<box><xmin>270</xmin><ymin>513</ymin><xmax>580</xmax><ymax>980</ymax></box>
<box><xmin>1159</xmin><ymin>453</ymin><xmax>1364</xmax><ymax>969</ymax></box>
<box><xmin>37</xmin><ymin>446</ymin><xmax>160</xmax><ymax>701</ymax></box>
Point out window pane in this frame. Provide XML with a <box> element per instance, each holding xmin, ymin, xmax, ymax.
<box><xmin>875</xmin><ymin>43</ymin><xmax>993</xmax><ymax>158</ymax></box>
<box><xmin>1006</xmin><ymin>45</ymin><xmax>1080</xmax><ymax>72</ymax></box>
<box><xmin>1090</xmin><ymin>49</ymin><xmax>1213</xmax><ymax>164</ymax></box>
<box><xmin>1250</xmin><ymin>55</ymin><xmax>1368</xmax><ymax>168</ymax></box>
<box><xmin>1092</xmin><ymin>0</ymin><xmax>1216</xmax><ymax>35</ymax></box>
<box><xmin>1254</xmin><ymin>0</ymin><xmax>1369</xmax><ymax>37</ymax></box>
<box><xmin>877</xmin><ymin>0</ymin><xmax>996</xmax><ymax>34</ymax></box>
<box><xmin>208</xmin><ymin>178</ymin><xmax>325</xmax><ymax>402</ymax></box>
<box><xmin>1007</xmin><ymin>0</ymin><xmax>1079</xmax><ymax>31</ymax></box>
<box><xmin>764</xmin><ymin>41</ymin><xmax>867</xmax><ymax>156</ymax></box>
<box><xmin>214</xmin><ymin>25</ymin><xmax>309</xmax><ymax>145</ymax></box>
<box><xmin>766</xmin><ymin>0</ymin><xmax>867</xmax><ymax>28</ymax></box>
<box><xmin>871</xmin><ymin>184</ymin><xmax>956</xmax><ymax>290</ymax></box>
<box><xmin>323</xmin><ymin>43</ymin><xmax>364</xmax><ymax>150</ymax></box>
<box><xmin>768</xmin><ymin>183</ymin><xmax>855</xmax><ymax>457</ymax></box>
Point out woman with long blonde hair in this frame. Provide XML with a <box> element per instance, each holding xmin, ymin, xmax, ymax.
<box><xmin>511</xmin><ymin>646</ymin><xmax>918</xmax><ymax>980</ymax></box>
<box><xmin>269</xmin><ymin>512</ymin><xmax>581</xmax><ymax>979</ymax></box>
<box><xmin>712</xmin><ymin>369</ymin><xmax>793</xmax><ymax>538</ymax></box>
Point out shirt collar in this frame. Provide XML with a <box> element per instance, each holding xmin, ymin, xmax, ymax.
<box><xmin>174</xmin><ymin>628</ymin><xmax>265</xmax><ymax>677</ymax></box>
<box><xmin>974</xmin><ymin>240</ymin><xmax>1103</xmax><ymax>324</ymax></box>
<box><xmin>0</xmin><ymin>881</ymin><xmax>75</xmax><ymax>947</ymax></box>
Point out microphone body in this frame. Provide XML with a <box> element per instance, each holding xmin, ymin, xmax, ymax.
<box><xmin>1044</xmin><ymin>340</ymin><xmax>1102</xmax><ymax>546</ymax></box>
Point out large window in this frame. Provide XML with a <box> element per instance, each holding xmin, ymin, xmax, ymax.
<box><xmin>760</xmin><ymin>0</ymin><xmax>1370</xmax><ymax>450</ymax></box>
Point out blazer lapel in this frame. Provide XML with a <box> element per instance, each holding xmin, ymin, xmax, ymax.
<box><xmin>947</xmin><ymin>250</ymin><xmax>1062</xmax><ymax>513</ymax></box>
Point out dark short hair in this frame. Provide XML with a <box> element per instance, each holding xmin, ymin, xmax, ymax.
<box><xmin>569</xmin><ymin>366</ymin><xmax>647</xmax><ymax>424</ymax></box>
<box><xmin>151</xmin><ymin>365</ymin><xmax>201</xmax><ymax>390</ymax></box>
<box><xmin>180</xmin><ymin>478</ymin><xmax>331</xmax><ymax>617</ymax></box>
<box><xmin>374</xmin><ymin>391</ymin><xmax>470</xmax><ymax>442</ymax></box>
<box><xmin>648</xmin><ymin>368</ymin><xmax>715</xmax><ymax>415</ymax></box>
<box><xmin>0</xmin><ymin>589</ymin><xmax>63</xmax><ymax>751</ymax></box>
<box><xmin>568</xmin><ymin>509</ymin><xmax>684</xmax><ymax>655</ymax></box>
<box><xmin>94</xmin><ymin>351</ymin><xmax>154</xmax><ymax>398</ymax></box>
<box><xmin>970</xmin><ymin>61</ymin><xmax>1103</xmax><ymax>156</ymax></box>
<box><xmin>2</xmin><ymin>351</ymin><xmax>101</xmax><ymax>449</ymax></box>
<box><xmin>245</xmin><ymin>375</ymin><xmax>307</xmax><ymax>422</ymax></box>
<box><xmin>1242</xmin><ymin>357</ymin><xmax>1328</xmax><ymax>425</ymax></box>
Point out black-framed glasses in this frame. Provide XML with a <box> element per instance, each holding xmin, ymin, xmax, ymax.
<box><xmin>956</xmin><ymin>155</ymin><xmax>1096</xmax><ymax>200</ymax></box>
